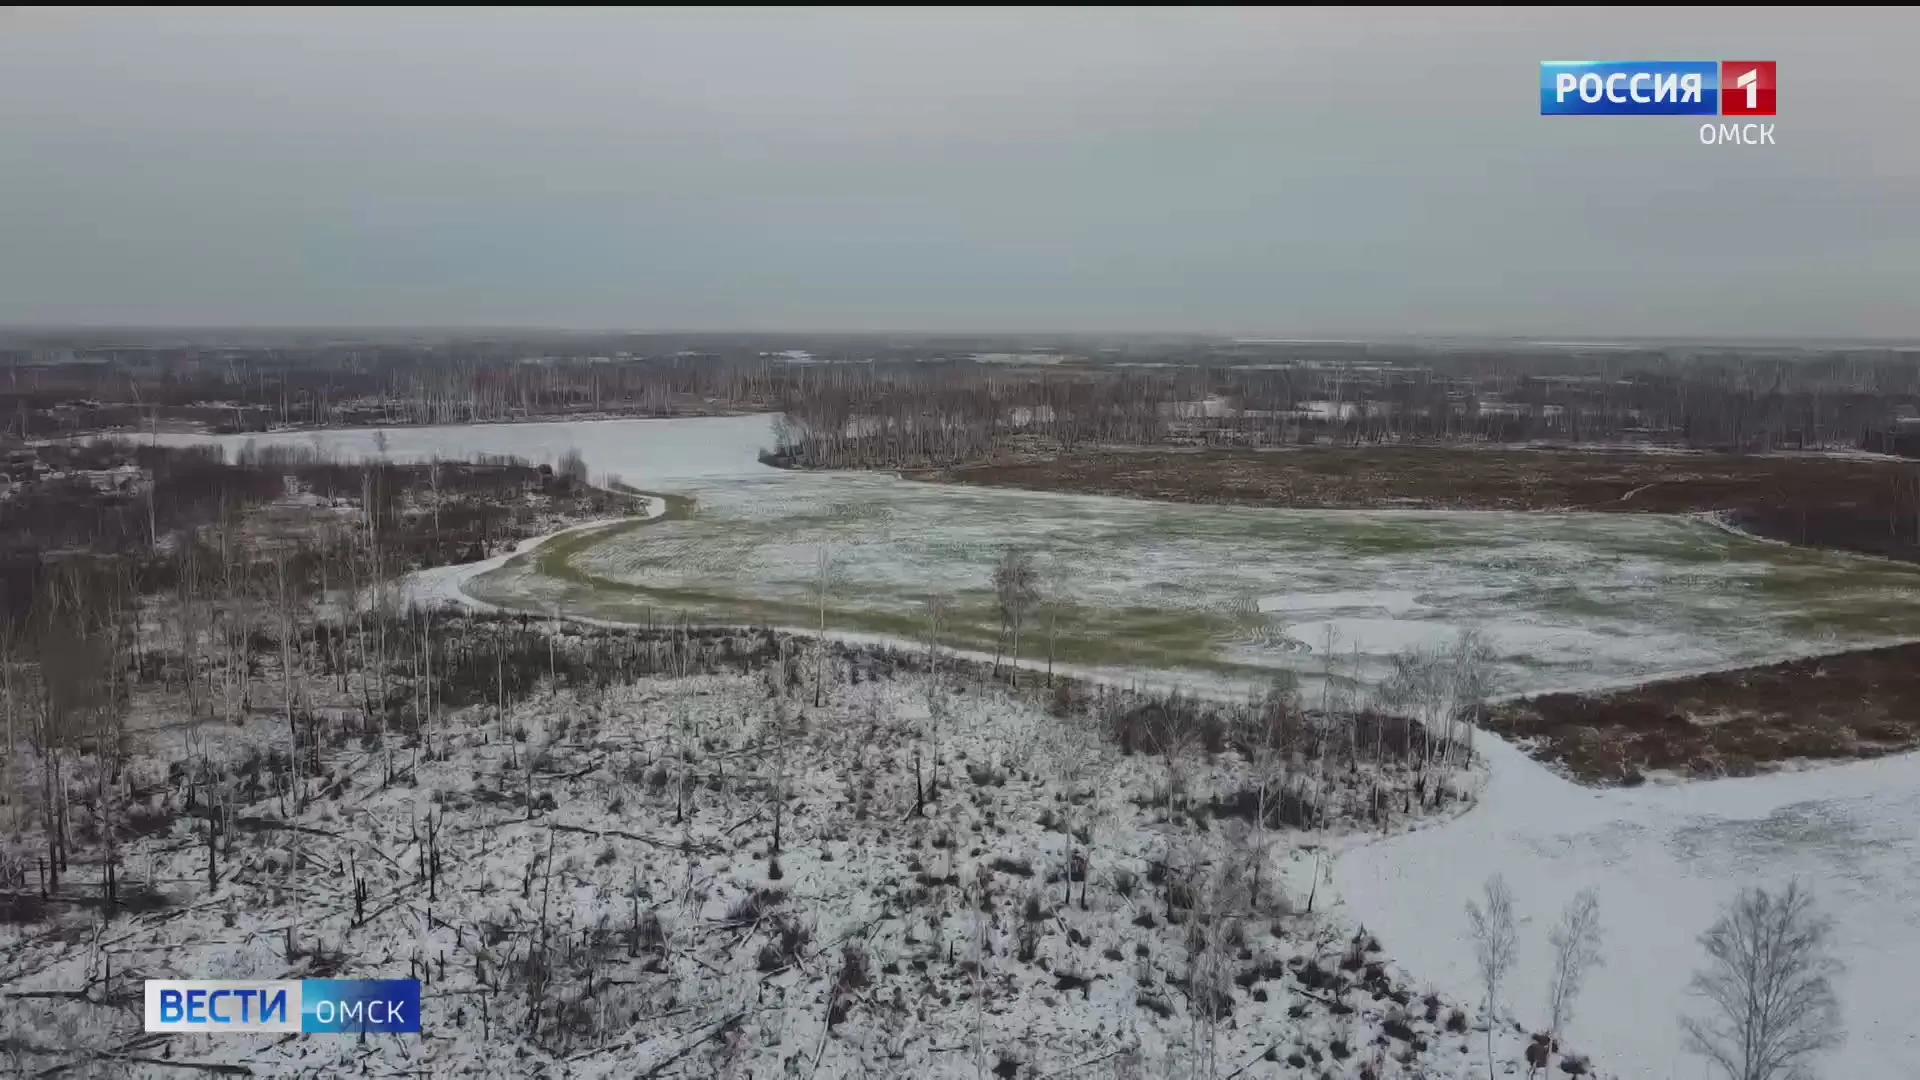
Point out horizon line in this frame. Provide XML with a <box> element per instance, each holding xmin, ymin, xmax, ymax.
<box><xmin>3</xmin><ymin>324</ymin><xmax>1919</xmax><ymax>349</ymax></box>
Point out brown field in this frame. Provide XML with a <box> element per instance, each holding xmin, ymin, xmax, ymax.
<box><xmin>913</xmin><ymin>444</ymin><xmax>1909</xmax><ymax>513</ymax></box>
<box><xmin>909</xmin><ymin>444</ymin><xmax>1920</xmax><ymax>562</ymax></box>
<box><xmin>1480</xmin><ymin>642</ymin><xmax>1920</xmax><ymax>785</ymax></box>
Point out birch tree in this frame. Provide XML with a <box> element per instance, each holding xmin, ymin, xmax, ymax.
<box><xmin>1466</xmin><ymin>874</ymin><xmax>1518</xmax><ymax>1080</ymax></box>
<box><xmin>1544</xmin><ymin>887</ymin><xmax>1604</xmax><ymax>1054</ymax></box>
<box><xmin>992</xmin><ymin>547</ymin><xmax>1037</xmax><ymax>687</ymax></box>
<box><xmin>1681</xmin><ymin>880</ymin><xmax>1843</xmax><ymax>1080</ymax></box>
<box><xmin>920</xmin><ymin>592</ymin><xmax>952</xmax><ymax>801</ymax></box>
<box><xmin>1444</xmin><ymin>628</ymin><xmax>1497</xmax><ymax>769</ymax></box>
<box><xmin>1040</xmin><ymin>555</ymin><xmax>1071</xmax><ymax>687</ymax></box>
<box><xmin>811</xmin><ymin>545</ymin><xmax>840</xmax><ymax>707</ymax></box>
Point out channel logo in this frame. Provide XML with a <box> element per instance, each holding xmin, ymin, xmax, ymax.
<box><xmin>144</xmin><ymin>980</ymin><xmax>421</xmax><ymax>1034</ymax></box>
<box><xmin>1540</xmin><ymin>61</ymin><xmax>1775</xmax><ymax>116</ymax></box>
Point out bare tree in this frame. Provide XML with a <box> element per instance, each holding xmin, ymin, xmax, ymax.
<box><xmin>1911</xmin><ymin>467</ymin><xmax>1920</xmax><ymax>545</ymax></box>
<box><xmin>1466</xmin><ymin>874</ymin><xmax>1519</xmax><ymax>1080</ymax></box>
<box><xmin>1544</xmin><ymin>887</ymin><xmax>1604</xmax><ymax>1055</ymax></box>
<box><xmin>556</xmin><ymin>447</ymin><xmax>589</xmax><ymax>488</ymax></box>
<box><xmin>1682</xmin><ymin>880</ymin><xmax>1843</xmax><ymax>1080</ymax></box>
<box><xmin>1</xmin><ymin>627</ymin><xmax>18</xmax><ymax>837</ymax></box>
<box><xmin>34</xmin><ymin>592</ymin><xmax>115</xmax><ymax>894</ymax></box>
<box><xmin>1444</xmin><ymin>628</ymin><xmax>1497</xmax><ymax>769</ymax></box>
<box><xmin>811</xmin><ymin>545</ymin><xmax>840</xmax><ymax>707</ymax></box>
<box><xmin>766</xmin><ymin>683</ymin><xmax>793</xmax><ymax>871</ymax></box>
<box><xmin>920</xmin><ymin>592</ymin><xmax>952</xmax><ymax>801</ymax></box>
<box><xmin>969</xmin><ymin>877</ymin><xmax>990</xmax><ymax>1080</ymax></box>
<box><xmin>1040</xmin><ymin>555</ymin><xmax>1071</xmax><ymax>687</ymax></box>
<box><xmin>921</xmin><ymin>591</ymin><xmax>951</xmax><ymax>678</ymax></box>
<box><xmin>992</xmin><ymin>547</ymin><xmax>1038</xmax><ymax>687</ymax></box>
<box><xmin>1242</xmin><ymin>675</ymin><xmax>1298</xmax><ymax>902</ymax></box>
<box><xmin>275</xmin><ymin>551</ymin><xmax>304</xmax><ymax>811</ymax></box>
<box><xmin>1185</xmin><ymin>856</ymin><xmax>1243</xmax><ymax>1080</ymax></box>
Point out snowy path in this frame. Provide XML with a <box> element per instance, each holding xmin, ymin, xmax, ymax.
<box><xmin>1333</xmin><ymin>731</ymin><xmax>1920</xmax><ymax>1079</ymax></box>
<box><xmin>401</xmin><ymin>495</ymin><xmax>667</xmax><ymax>610</ymax></box>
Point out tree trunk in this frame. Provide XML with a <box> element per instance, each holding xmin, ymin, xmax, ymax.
<box><xmin>1045</xmin><ymin>609</ymin><xmax>1056</xmax><ymax>688</ymax></box>
<box><xmin>42</xmin><ymin>748</ymin><xmax>59</xmax><ymax>894</ymax></box>
<box><xmin>279</xmin><ymin>557</ymin><xmax>300</xmax><ymax>809</ymax></box>
<box><xmin>1009</xmin><ymin>618</ymin><xmax>1020</xmax><ymax>689</ymax></box>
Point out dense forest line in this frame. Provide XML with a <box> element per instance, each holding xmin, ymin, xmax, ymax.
<box><xmin>766</xmin><ymin>356</ymin><xmax>1920</xmax><ymax>467</ymax></box>
<box><xmin>0</xmin><ymin>438</ymin><xmax>623</xmax><ymax>626</ymax></box>
<box><xmin>4</xmin><ymin>337</ymin><xmax>1919</xmax><ymax>461</ymax></box>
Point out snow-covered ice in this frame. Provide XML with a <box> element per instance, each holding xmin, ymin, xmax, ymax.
<box><xmin>1256</xmin><ymin>590</ymin><xmax>1424</xmax><ymax>617</ymax></box>
<box><xmin>1335</xmin><ymin>733</ymin><xmax>1920</xmax><ymax>1079</ymax></box>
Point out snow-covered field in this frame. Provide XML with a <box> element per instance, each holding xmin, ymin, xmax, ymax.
<box><xmin>150</xmin><ymin>415</ymin><xmax>1920</xmax><ymax>1078</ymax></box>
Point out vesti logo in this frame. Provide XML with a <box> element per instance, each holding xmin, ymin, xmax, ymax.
<box><xmin>144</xmin><ymin>979</ymin><xmax>422</xmax><ymax>1035</ymax></box>
<box><xmin>1539</xmin><ymin>61</ymin><xmax>1776</xmax><ymax>117</ymax></box>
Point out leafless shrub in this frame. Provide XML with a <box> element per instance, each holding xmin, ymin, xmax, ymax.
<box><xmin>726</xmin><ymin>886</ymin><xmax>786</xmax><ymax>925</ymax></box>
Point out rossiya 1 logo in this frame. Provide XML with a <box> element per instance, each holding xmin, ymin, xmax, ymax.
<box><xmin>1539</xmin><ymin>61</ymin><xmax>1776</xmax><ymax>145</ymax></box>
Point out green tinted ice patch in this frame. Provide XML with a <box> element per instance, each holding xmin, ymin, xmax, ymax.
<box><xmin>464</xmin><ymin>477</ymin><xmax>1920</xmax><ymax>694</ymax></box>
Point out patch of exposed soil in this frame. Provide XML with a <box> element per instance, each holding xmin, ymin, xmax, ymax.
<box><xmin>1479</xmin><ymin>642</ymin><xmax>1920</xmax><ymax>785</ymax></box>
<box><xmin>906</xmin><ymin>444</ymin><xmax>1920</xmax><ymax>563</ymax></box>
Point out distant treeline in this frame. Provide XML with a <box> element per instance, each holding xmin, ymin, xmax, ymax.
<box><xmin>0</xmin><ymin>351</ymin><xmax>783</xmax><ymax>435</ymax></box>
<box><xmin>767</xmin><ymin>353</ymin><xmax>1920</xmax><ymax>467</ymax></box>
<box><xmin>4</xmin><ymin>336</ymin><xmax>1919</xmax><ymax>459</ymax></box>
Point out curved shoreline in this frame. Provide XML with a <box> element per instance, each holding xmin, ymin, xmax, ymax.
<box><xmin>423</xmin><ymin>494</ymin><xmax>1920</xmax><ymax>702</ymax></box>
<box><xmin>402</xmin><ymin>493</ymin><xmax>671</xmax><ymax>611</ymax></box>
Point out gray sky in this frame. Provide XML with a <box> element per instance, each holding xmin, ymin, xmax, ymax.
<box><xmin>1</xmin><ymin>7</ymin><xmax>1913</xmax><ymax>338</ymax></box>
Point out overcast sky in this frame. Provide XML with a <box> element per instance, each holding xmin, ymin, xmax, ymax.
<box><xmin>1</xmin><ymin>7</ymin><xmax>1913</xmax><ymax>338</ymax></box>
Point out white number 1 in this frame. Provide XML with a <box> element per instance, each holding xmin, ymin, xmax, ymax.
<box><xmin>1736</xmin><ymin>68</ymin><xmax>1759</xmax><ymax>110</ymax></box>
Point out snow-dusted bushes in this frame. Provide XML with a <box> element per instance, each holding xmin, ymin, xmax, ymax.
<box><xmin>0</xmin><ymin>599</ymin><xmax>1579</xmax><ymax>1077</ymax></box>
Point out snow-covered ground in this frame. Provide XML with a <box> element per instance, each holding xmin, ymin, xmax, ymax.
<box><xmin>4</xmin><ymin>651</ymin><xmax>1584</xmax><ymax>1079</ymax></box>
<box><xmin>1335</xmin><ymin>734</ymin><xmax>1920</xmax><ymax>1079</ymax></box>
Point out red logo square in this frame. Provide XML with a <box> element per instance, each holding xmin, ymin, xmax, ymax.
<box><xmin>1721</xmin><ymin>61</ymin><xmax>1776</xmax><ymax>116</ymax></box>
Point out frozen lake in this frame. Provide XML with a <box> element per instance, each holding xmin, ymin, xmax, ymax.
<box><xmin>165</xmin><ymin>413</ymin><xmax>1920</xmax><ymax>698</ymax></box>
<box><xmin>1337</xmin><ymin>729</ymin><xmax>1920</xmax><ymax>1079</ymax></box>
